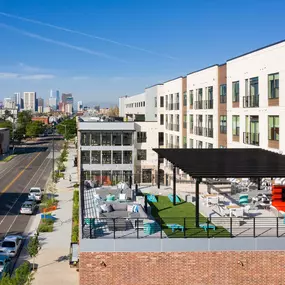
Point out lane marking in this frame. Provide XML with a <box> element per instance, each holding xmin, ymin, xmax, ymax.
<box><xmin>4</xmin><ymin>153</ymin><xmax>53</xmax><ymax>235</ymax></box>
<box><xmin>0</xmin><ymin>152</ymin><xmax>41</xmax><ymax>195</ymax></box>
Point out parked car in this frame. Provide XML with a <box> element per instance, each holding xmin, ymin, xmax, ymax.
<box><xmin>0</xmin><ymin>236</ymin><xmax>23</xmax><ymax>258</ymax></box>
<box><xmin>0</xmin><ymin>255</ymin><xmax>12</xmax><ymax>279</ymax></box>
<box><xmin>28</xmin><ymin>187</ymin><xmax>43</xmax><ymax>202</ymax></box>
<box><xmin>20</xmin><ymin>201</ymin><xmax>37</xmax><ymax>215</ymax></box>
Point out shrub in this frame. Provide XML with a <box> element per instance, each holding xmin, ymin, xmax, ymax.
<box><xmin>38</xmin><ymin>219</ymin><xmax>54</xmax><ymax>232</ymax></box>
<box><xmin>71</xmin><ymin>224</ymin><xmax>79</xmax><ymax>242</ymax></box>
<box><xmin>73</xmin><ymin>183</ymin><xmax>79</xmax><ymax>188</ymax></box>
<box><xmin>71</xmin><ymin>191</ymin><xmax>79</xmax><ymax>243</ymax></box>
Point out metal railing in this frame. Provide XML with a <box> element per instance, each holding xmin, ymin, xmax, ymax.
<box><xmin>173</xmin><ymin>124</ymin><xmax>179</xmax><ymax>132</ymax></box>
<box><xmin>243</xmin><ymin>132</ymin><xmax>259</xmax><ymax>146</ymax></box>
<box><xmin>203</xmin><ymin>99</ymin><xmax>213</xmax><ymax>109</ymax></box>
<box><xmin>194</xmin><ymin>101</ymin><xmax>203</xmax><ymax>109</ymax></box>
<box><xmin>243</xmin><ymin>95</ymin><xmax>259</xmax><ymax>108</ymax></box>
<box><xmin>194</xmin><ymin>126</ymin><xmax>203</xmax><ymax>136</ymax></box>
<box><xmin>82</xmin><ymin>217</ymin><xmax>285</xmax><ymax>239</ymax></box>
<box><xmin>174</xmin><ymin>103</ymin><xmax>179</xmax><ymax>110</ymax></box>
<box><xmin>168</xmin><ymin>103</ymin><xmax>174</xmax><ymax>110</ymax></box>
<box><xmin>203</xmin><ymin>128</ymin><xmax>213</xmax><ymax>138</ymax></box>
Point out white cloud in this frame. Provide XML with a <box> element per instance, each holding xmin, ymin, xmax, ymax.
<box><xmin>72</xmin><ymin>76</ymin><xmax>90</xmax><ymax>80</ymax></box>
<box><xmin>0</xmin><ymin>72</ymin><xmax>54</xmax><ymax>80</ymax></box>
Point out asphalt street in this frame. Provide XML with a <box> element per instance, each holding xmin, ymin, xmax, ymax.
<box><xmin>0</xmin><ymin>140</ymin><xmax>63</xmax><ymax>239</ymax></box>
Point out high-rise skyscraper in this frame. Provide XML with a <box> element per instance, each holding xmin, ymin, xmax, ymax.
<box><xmin>77</xmin><ymin>101</ymin><xmax>83</xmax><ymax>111</ymax></box>
<box><xmin>14</xmin><ymin>92</ymin><xmax>21</xmax><ymax>110</ymax></box>
<box><xmin>55</xmin><ymin>90</ymin><xmax>60</xmax><ymax>109</ymax></box>
<box><xmin>61</xmin><ymin>93</ymin><xmax>73</xmax><ymax>104</ymax></box>
<box><xmin>3</xmin><ymin>98</ymin><xmax>16</xmax><ymax>109</ymax></box>
<box><xmin>37</xmin><ymin>98</ymin><xmax>44</xmax><ymax>113</ymax></box>
<box><xmin>23</xmin><ymin>92</ymin><xmax>37</xmax><ymax>112</ymax></box>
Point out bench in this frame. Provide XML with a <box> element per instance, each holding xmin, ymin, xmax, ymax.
<box><xmin>166</xmin><ymin>223</ymin><xmax>184</xmax><ymax>233</ymax></box>
<box><xmin>199</xmin><ymin>223</ymin><xmax>216</xmax><ymax>231</ymax></box>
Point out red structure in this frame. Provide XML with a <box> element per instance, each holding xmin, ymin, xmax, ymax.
<box><xmin>272</xmin><ymin>184</ymin><xmax>285</xmax><ymax>211</ymax></box>
<box><xmin>32</xmin><ymin>117</ymin><xmax>49</xmax><ymax>125</ymax></box>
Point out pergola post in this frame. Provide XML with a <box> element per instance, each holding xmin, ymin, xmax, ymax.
<box><xmin>257</xmin><ymin>178</ymin><xmax>261</xmax><ymax>190</ymax></box>
<box><xmin>195</xmin><ymin>178</ymin><xmax>201</xmax><ymax>228</ymax></box>
<box><xmin>157</xmin><ymin>155</ymin><xmax>160</xmax><ymax>189</ymax></box>
<box><xmin>173</xmin><ymin>166</ymin><xmax>176</xmax><ymax>206</ymax></box>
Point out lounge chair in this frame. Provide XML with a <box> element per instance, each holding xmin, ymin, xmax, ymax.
<box><xmin>168</xmin><ymin>194</ymin><xmax>181</xmax><ymax>203</ymax></box>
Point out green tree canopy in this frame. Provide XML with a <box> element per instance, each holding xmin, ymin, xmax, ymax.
<box><xmin>17</xmin><ymin>111</ymin><xmax>32</xmax><ymax>128</ymax></box>
<box><xmin>56</xmin><ymin>118</ymin><xmax>77</xmax><ymax>140</ymax></box>
<box><xmin>26</xmin><ymin>121</ymin><xmax>45</xmax><ymax>138</ymax></box>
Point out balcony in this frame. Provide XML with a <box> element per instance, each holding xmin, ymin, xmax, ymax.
<box><xmin>203</xmin><ymin>100</ymin><xmax>213</xmax><ymax>109</ymax></box>
<box><xmin>194</xmin><ymin>126</ymin><xmax>203</xmax><ymax>136</ymax></box>
<box><xmin>174</xmin><ymin>103</ymin><xmax>179</xmax><ymax>110</ymax></box>
<box><xmin>204</xmin><ymin>128</ymin><xmax>213</xmax><ymax>138</ymax></box>
<box><xmin>173</xmin><ymin>124</ymin><xmax>180</xmax><ymax>132</ymax></box>
<box><xmin>243</xmin><ymin>132</ymin><xmax>259</xmax><ymax>146</ymax></box>
<box><xmin>168</xmin><ymin>103</ymin><xmax>174</xmax><ymax>110</ymax></box>
<box><xmin>194</xmin><ymin>101</ymin><xmax>203</xmax><ymax>110</ymax></box>
<box><xmin>243</xmin><ymin>95</ymin><xmax>259</xmax><ymax>108</ymax></box>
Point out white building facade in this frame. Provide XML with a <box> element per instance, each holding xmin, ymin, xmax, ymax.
<box><xmin>227</xmin><ymin>41</ymin><xmax>285</xmax><ymax>154</ymax></box>
<box><xmin>23</xmin><ymin>92</ymin><xmax>37</xmax><ymax>112</ymax></box>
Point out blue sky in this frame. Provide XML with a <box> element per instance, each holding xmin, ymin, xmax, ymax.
<box><xmin>0</xmin><ymin>0</ymin><xmax>285</xmax><ymax>106</ymax></box>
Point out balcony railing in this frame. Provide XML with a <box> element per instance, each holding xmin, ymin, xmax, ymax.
<box><xmin>243</xmin><ymin>132</ymin><xmax>259</xmax><ymax>146</ymax></box>
<box><xmin>203</xmin><ymin>100</ymin><xmax>213</xmax><ymax>109</ymax></box>
<box><xmin>194</xmin><ymin>126</ymin><xmax>203</xmax><ymax>136</ymax></box>
<box><xmin>204</xmin><ymin>128</ymin><xmax>214</xmax><ymax>138</ymax></box>
<box><xmin>194</xmin><ymin>101</ymin><xmax>203</xmax><ymax>110</ymax></box>
<box><xmin>233</xmin><ymin>127</ymin><xmax>240</xmax><ymax>136</ymax></box>
<box><xmin>243</xmin><ymin>95</ymin><xmax>259</xmax><ymax>108</ymax></box>
<box><xmin>168</xmin><ymin>103</ymin><xmax>174</xmax><ymax>110</ymax></box>
<box><xmin>82</xmin><ymin>217</ymin><xmax>285</xmax><ymax>239</ymax></box>
<box><xmin>174</xmin><ymin>103</ymin><xmax>179</xmax><ymax>110</ymax></box>
<box><xmin>173</xmin><ymin>124</ymin><xmax>179</xmax><ymax>132</ymax></box>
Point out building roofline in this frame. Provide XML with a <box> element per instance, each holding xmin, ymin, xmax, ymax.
<box><xmin>186</xmin><ymin>64</ymin><xmax>219</xmax><ymax>76</ymax></box>
<box><xmin>163</xmin><ymin>76</ymin><xmax>183</xmax><ymax>84</ymax></box>
<box><xmin>145</xmin><ymin>83</ymin><xmax>163</xmax><ymax>90</ymax></box>
<box><xmin>227</xmin><ymin>39</ymin><xmax>285</xmax><ymax>62</ymax></box>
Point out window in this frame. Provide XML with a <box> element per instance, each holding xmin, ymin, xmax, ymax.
<box><xmin>196</xmin><ymin>140</ymin><xmax>203</xmax><ymax>149</ymax></box>
<box><xmin>137</xmin><ymin>149</ymin><xmax>147</xmax><ymax>160</ymax></box>
<box><xmin>160</xmin><ymin>114</ymin><xmax>164</xmax><ymax>125</ymax></box>
<box><xmin>91</xmin><ymin>151</ymin><xmax>101</xmax><ymax>164</ymax></box>
<box><xmin>143</xmin><ymin>101</ymin><xmax>145</xmax><ymax>107</ymax></box>
<box><xmin>123</xmin><ymin>151</ymin><xmax>132</xmax><ymax>164</ymax></box>
<box><xmin>112</xmin><ymin>132</ymin><xmax>122</xmax><ymax>146</ymax></box>
<box><xmin>220</xmin><ymin>115</ymin><xmax>227</xmax><ymax>134</ymax></box>
<box><xmin>91</xmin><ymin>171</ymin><xmax>101</xmax><ymax>183</ymax></box>
<box><xmin>102</xmin><ymin>132</ymin><xmax>111</xmax><ymax>145</ymax></box>
<box><xmin>155</xmin><ymin>97</ymin><xmax>157</xmax><ymax>107</ymax></box>
<box><xmin>183</xmin><ymin>136</ymin><xmax>187</xmax><ymax>148</ymax></box>
<box><xmin>91</xmin><ymin>132</ymin><xmax>101</xmax><ymax>146</ymax></box>
<box><xmin>220</xmin><ymin>84</ymin><xmax>227</xmax><ymax>103</ymax></box>
<box><xmin>183</xmin><ymin>91</ymin><xmax>187</xmax><ymax>106</ymax></box>
<box><xmin>232</xmin><ymin>81</ymin><xmax>239</xmax><ymax>102</ymax></box>
<box><xmin>268</xmin><ymin>73</ymin><xmax>279</xmax><ymax>99</ymax></box>
<box><xmin>102</xmin><ymin>151</ymin><xmax>111</xmax><ymax>164</ymax></box>
<box><xmin>123</xmin><ymin>132</ymin><xmax>133</xmax><ymax>145</ymax></box>
<box><xmin>81</xmin><ymin>151</ymin><xmax>90</xmax><ymax>164</ymax></box>
<box><xmin>250</xmin><ymin>77</ymin><xmax>259</xmax><ymax>97</ymax></box>
<box><xmin>189</xmin><ymin>139</ymin><xmax>194</xmax><ymax>148</ymax></box>
<box><xmin>268</xmin><ymin>116</ymin><xmax>279</xmax><ymax>141</ymax></box>
<box><xmin>158</xmin><ymin>132</ymin><xmax>164</xmax><ymax>146</ymax></box>
<box><xmin>81</xmin><ymin>132</ymin><xmax>90</xmax><ymax>146</ymax></box>
<box><xmin>142</xmin><ymin>169</ymin><xmax>152</xmax><ymax>183</ymax></box>
<box><xmin>83</xmin><ymin>171</ymin><xmax>91</xmax><ymax>180</ymax></box>
<box><xmin>183</xmin><ymin>114</ymin><xmax>187</xmax><ymax>128</ymax></box>
<box><xmin>208</xmin><ymin>143</ymin><xmax>213</xmax><ymax>149</ymax></box>
<box><xmin>160</xmin><ymin>96</ymin><xmax>164</xmax><ymax>107</ymax></box>
<box><xmin>137</xmin><ymin>132</ymin><xmax>147</xmax><ymax>143</ymax></box>
<box><xmin>189</xmin><ymin>90</ymin><xmax>193</xmax><ymax>105</ymax></box>
<box><xmin>232</xmin><ymin>115</ymin><xmax>240</xmax><ymax>136</ymax></box>
<box><xmin>189</xmin><ymin>115</ymin><xmax>193</xmax><ymax>132</ymax></box>
<box><xmin>112</xmin><ymin>151</ymin><xmax>122</xmax><ymax>164</ymax></box>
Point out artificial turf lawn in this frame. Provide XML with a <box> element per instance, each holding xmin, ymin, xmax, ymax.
<box><xmin>2</xmin><ymin>155</ymin><xmax>16</xmax><ymax>162</ymax></box>
<box><xmin>148</xmin><ymin>195</ymin><xmax>230</xmax><ymax>238</ymax></box>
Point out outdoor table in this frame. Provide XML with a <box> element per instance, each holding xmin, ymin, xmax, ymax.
<box><xmin>166</xmin><ymin>223</ymin><xmax>184</xmax><ymax>233</ymax></box>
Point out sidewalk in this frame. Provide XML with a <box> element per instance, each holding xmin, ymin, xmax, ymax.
<box><xmin>16</xmin><ymin>143</ymin><xmax>79</xmax><ymax>285</ymax></box>
<box><xmin>32</xmin><ymin>144</ymin><xmax>78</xmax><ymax>285</ymax></box>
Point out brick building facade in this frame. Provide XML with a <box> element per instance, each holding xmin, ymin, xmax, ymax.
<box><xmin>80</xmin><ymin>251</ymin><xmax>285</xmax><ymax>285</ymax></box>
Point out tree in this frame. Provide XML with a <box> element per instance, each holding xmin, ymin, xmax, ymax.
<box><xmin>0</xmin><ymin>121</ymin><xmax>12</xmax><ymax>133</ymax></box>
<box><xmin>56</xmin><ymin>118</ymin><xmax>77</xmax><ymax>140</ymax></box>
<box><xmin>107</xmin><ymin>105</ymin><xmax>119</xmax><ymax>117</ymax></box>
<box><xmin>1</xmin><ymin>110</ymin><xmax>12</xmax><ymax>121</ymax></box>
<box><xmin>26</xmin><ymin>231</ymin><xmax>40</xmax><ymax>271</ymax></box>
<box><xmin>47</xmin><ymin>182</ymin><xmax>57</xmax><ymax>203</ymax></box>
<box><xmin>26</xmin><ymin>121</ymin><xmax>44</xmax><ymax>138</ymax></box>
<box><xmin>17</xmin><ymin>110</ymin><xmax>32</xmax><ymax>128</ymax></box>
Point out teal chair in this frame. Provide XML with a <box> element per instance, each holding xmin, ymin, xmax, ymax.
<box><xmin>239</xmin><ymin>194</ymin><xmax>248</xmax><ymax>205</ymax></box>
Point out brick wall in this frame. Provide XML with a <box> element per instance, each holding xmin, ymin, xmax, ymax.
<box><xmin>80</xmin><ymin>251</ymin><xmax>285</xmax><ymax>285</ymax></box>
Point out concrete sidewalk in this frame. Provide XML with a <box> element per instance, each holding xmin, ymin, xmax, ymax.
<box><xmin>32</xmin><ymin>144</ymin><xmax>78</xmax><ymax>285</ymax></box>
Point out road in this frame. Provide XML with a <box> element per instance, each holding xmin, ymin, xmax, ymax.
<box><xmin>0</xmin><ymin>140</ymin><xmax>63</xmax><ymax>239</ymax></box>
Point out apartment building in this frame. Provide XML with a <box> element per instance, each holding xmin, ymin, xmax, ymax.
<box><xmin>227</xmin><ymin>40</ymin><xmax>285</xmax><ymax>154</ymax></box>
<box><xmin>119</xmin><ymin>84</ymin><xmax>161</xmax><ymax>122</ymax></box>
<box><xmin>23</xmin><ymin>92</ymin><xmax>37</xmax><ymax>112</ymax></box>
<box><xmin>77</xmin><ymin>117</ymin><xmax>161</xmax><ymax>185</ymax></box>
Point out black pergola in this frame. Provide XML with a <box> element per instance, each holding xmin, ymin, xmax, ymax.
<box><xmin>153</xmin><ymin>148</ymin><xmax>285</xmax><ymax>227</ymax></box>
